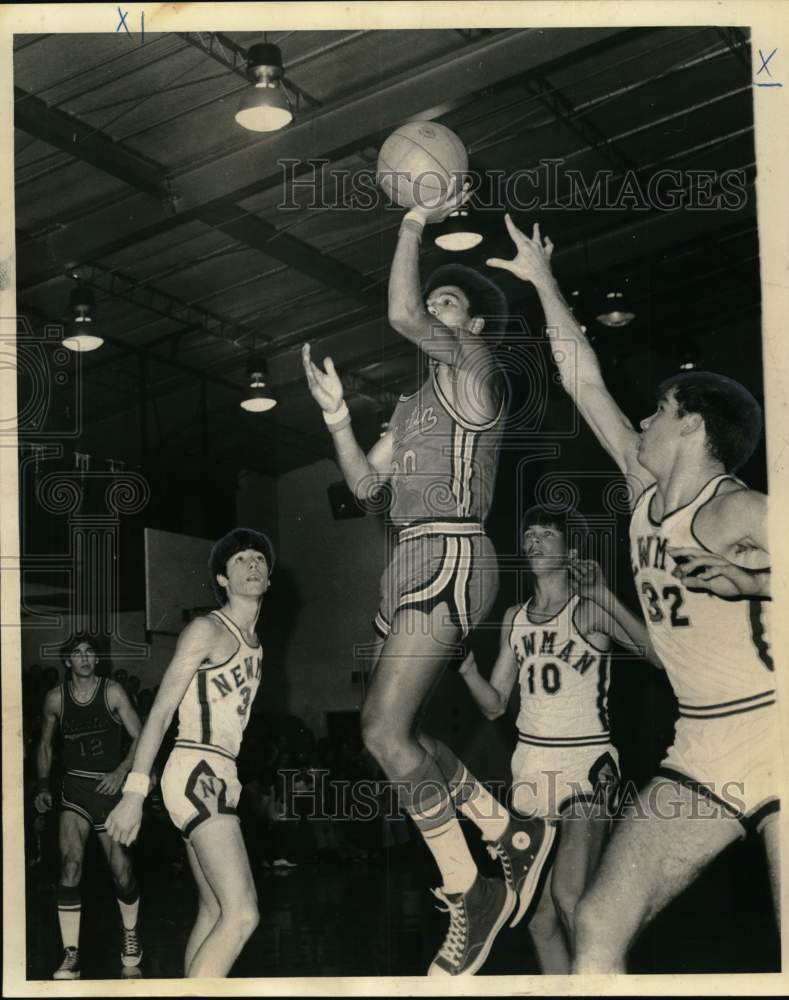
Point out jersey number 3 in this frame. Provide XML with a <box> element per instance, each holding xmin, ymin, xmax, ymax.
<box><xmin>641</xmin><ymin>582</ymin><xmax>691</xmax><ymax>627</ymax></box>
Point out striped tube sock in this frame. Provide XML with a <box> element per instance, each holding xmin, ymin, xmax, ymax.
<box><xmin>430</xmin><ymin>738</ymin><xmax>510</xmax><ymax>842</ymax></box>
<box><xmin>397</xmin><ymin>752</ymin><xmax>477</xmax><ymax>895</ymax></box>
<box><xmin>57</xmin><ymin>884</ymin><xmax>81</xmax><ymax>950</ymax></box>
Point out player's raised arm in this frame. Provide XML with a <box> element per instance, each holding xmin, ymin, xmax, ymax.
<box><xmin>387</xmin><ymin>177</ymin><xmax>471</xmax><ymax>355</ymax></box>
<box><xmin>488</xmin><ymin>215</ymin><xmax>648</xmax><ymax>484</ymax></box>
<box><xmin>34</xmin><ymin>687</ymin><xmax>61</xmax><ymax>814</ymax></box>
<box><xmin>569</xmin><ymin>558</ymin><xmax>662</xmax><ymax>668</ymax></box>
<box><xmin>105</xmin><ymin>615</ymin><xmax>219</xmax><ymax>845</ymax></box>
<box><xmin>458</xmin><ymin>606</ymin><xmax>520</xmax><ymax>719</ymax></box>
<box><xmin>302</xmin><ymin>343</ymin><xmax>394</xmax><ymax>503</ymax></box>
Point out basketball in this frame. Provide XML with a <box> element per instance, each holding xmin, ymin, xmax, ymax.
<box><xmin>377</xmin><ymin>121</ymin><xmax>468</xmax><ymax>209</ymax></box>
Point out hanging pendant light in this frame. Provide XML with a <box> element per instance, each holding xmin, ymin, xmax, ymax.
<box><xmin>240</xmin><ymin>370</ymin><xmax>277</xmax><ymax>412</ymax></box>
<box><xmin>596</xmin><ymin>290</ymin><xmax>636</xmax><ymax>328</ymax></box>
<box><xmin>434</xmin><ymin>206</ymin><xmax>483</xmax><ymax>251</ymax></box>
<box><xmin>62</xmin><ymin>287</ymin><xmax>104</xmax><ymax>352</ymax></box>
<box><xmin>235</xmin><ymin>43</ymin><xmax>293</xmax><ymax>133</ymax></box>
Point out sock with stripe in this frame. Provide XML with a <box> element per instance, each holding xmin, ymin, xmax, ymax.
<box><xmin>397</xmin><ymin>751</ymin><xmax>477</xmax><ymax>895</ymax></box>
<box><xmin>430</xmin><ymin>738</ymin><xmax>510</xmax><ymax>843</ymax></box>
<box><xmin>116</xmin><ymin>881</ymin><xmax>140</xmax><ymax>930</ymax></box>
<box><xmin>57</xmin><ymin>884</ymin><xmax>81</xmax><ymax>950</ymax></box>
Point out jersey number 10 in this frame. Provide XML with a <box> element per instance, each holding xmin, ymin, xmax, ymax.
<box><xmin>525</xmin><ymin>662</ymin><xmax>561</xmax><ymax>696</ymax></box>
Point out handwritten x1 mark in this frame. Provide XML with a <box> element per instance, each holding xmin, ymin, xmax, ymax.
<box><xmin>116</xmin><ymin>7</ymin><xmax>130</xmax><ymax>37</ymax></box>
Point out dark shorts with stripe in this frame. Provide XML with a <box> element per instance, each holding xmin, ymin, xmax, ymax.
<box><xmin>374</xmin><ymin>522</ymin><xmax>498</xmax><ymax>641</ymax></box>
<box><xmin>61</xmin><ymin>771</ymin><xmax>123</xmax><ymax>833</ymax></box>
<box><xmin>161</xmin><ymin>745</ymin><xmax>242</xmax><ymax>840</ymax></box>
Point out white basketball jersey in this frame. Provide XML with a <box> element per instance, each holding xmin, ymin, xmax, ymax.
<box><xmin>509</xmin><ymin>595</ymin><xmax>612</xmax><ymax>747</ymax></box>
<box><xmin>630</xmin><ymin>474</ymin><xmax>774</xmax><ymax>719</ymax></box>
<box><xmin>174</xmin><ymin>610</ymin><xmax>262</xmax><ymax>759</ymax></box>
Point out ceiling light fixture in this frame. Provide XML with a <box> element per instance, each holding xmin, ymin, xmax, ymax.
<box><xmin>235</xmin><ymin>42</ymin><xmax>293</xmax><ymax>133</ymax></box>
<box><xmin>434</xmin><ymin>207</ymin><xmax>483</xmax><ymax>252</ymax></box>
<box><xmin>596</xmin><ymin>290</ymin><xmax>636</xmax><ymax>328</ymax></box>
<box><xmin>62</xmin><ymin>287</ymin><xmax>104</xmax><ymax>352</ymax></box>
<box><xmin>240</xmin><ymin>370</ymin><xmax>277</xmax><ymax>413</ymax></box>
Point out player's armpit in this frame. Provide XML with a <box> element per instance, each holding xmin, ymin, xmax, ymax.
<box><xmin>707</xmin><ymin>488</ymin><xmax>769</xmax><ymax>557</ymax></box>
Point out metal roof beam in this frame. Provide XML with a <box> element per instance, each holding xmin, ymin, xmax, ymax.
<box><xmin>14</xmin><ymin>86</ymin><xmax>174</xmax><ymax>203</ymax></box>
<box><xmin>17</xmin><ymin>27</ymin><xmax>626</xmax><ymax>290</ymax></box>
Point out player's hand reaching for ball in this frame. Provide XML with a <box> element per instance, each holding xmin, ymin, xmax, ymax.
<box><xmin>302</xmin><ymin>343</ymin><xmax>345</xmax><ymax>414</ymax></box>
<box><xmin>487</xmin><ymin>216</ymin><xmax>555</xmax><ymax>287</ymax></box>
<box><xmin>105</xmin><ymin>794</ymin><xmax>144</xmax><ymax>846</ymax></box>
<box><xmin>405</xmin><ymin>175</ymin><xmax>472</xmax><ymax>226</ymax></box>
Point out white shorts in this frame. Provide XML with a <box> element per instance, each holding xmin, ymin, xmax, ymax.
<box><xmin>161</xmin><ymin>746</ymin><xmax>242</xmax><ymax>839</ymax></box>
<box><xmin>510</xmin><ymin>741</ymin><xmax>620</xmax><ymax>820</ymax></box>
<box><xmin>657</xmin><ymin>704</ymin><xmax>780</xmax><ymax>833</ymax></box>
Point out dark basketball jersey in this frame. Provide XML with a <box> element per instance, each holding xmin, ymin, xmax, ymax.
<box><xmin>60</xmin><ymin>677</ymin><xmax>123</xmax><ymax>774</ymax></box>
<box><xmin>387</xmin><ymin>366</ymin><xmax>503</xmax><ymax>526</ymax></box>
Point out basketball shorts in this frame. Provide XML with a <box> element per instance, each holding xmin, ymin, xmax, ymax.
<box><xmin>61</xmin><ymin>771</ymin><xmax>123</xmax><ymax>833</ymax></box>
<box><xmin>161</xmin><ymin>746</ymin><xmax>242</xmax><ymax>840</ymax></box>
<box><xmin>374</xmin><ymin>522</ymin><xmax>498</xmax><ymax>640</ymax></box>
<box><xmin>509</xmin><ymin>741</ymin><xmax>621</xmax><ymax>821</ymax></box>
<box><xmin>657</xmin><ymin>703</ymin><xmax>780</xmax><ymax>833</ymax></box>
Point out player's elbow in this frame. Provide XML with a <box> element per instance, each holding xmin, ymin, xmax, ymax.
<box><xmin>483</xmin><ymin>701</ymin><xmax>506</xmax><ymax>721</ymax></box>
<box><xmin>388</xmin><ymin>303</ymin><xmax>423</xmax><ymax>336</ymax></box>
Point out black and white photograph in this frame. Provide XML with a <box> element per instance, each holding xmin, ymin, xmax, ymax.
<box><xmin>2</xmin><ymin>2</ymin><xmax>788</xmax><ymax>994</ymax></box>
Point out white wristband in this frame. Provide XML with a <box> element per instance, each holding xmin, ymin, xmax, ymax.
<box><xmin>123</xmin><ymin>771</ymin><xmax>150</xmax><ymax>797</ymax></box>
<box><xmin>323</xmin><ymin>401</ymin><xmax>350</xmax><ymax>426</ymax></box>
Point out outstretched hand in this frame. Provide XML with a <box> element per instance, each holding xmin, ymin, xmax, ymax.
<box><xmin>668</xmin><ymin>547</ymin><xmax>767</xmax><ymax>599</ymax></box>
<box><xmin>302</xmin><ymin>343</ymin><xmax>345</xmax><ymax>415</ymax></box>
<box><xmin>406</xmin><ymin>175</ymin><xmax>472</xmax><ymax>226</ymax></box>
<box><xmin>486</xmin><ymin>215</ymin><xmax>555</xmax><ymax>286</ymax></box>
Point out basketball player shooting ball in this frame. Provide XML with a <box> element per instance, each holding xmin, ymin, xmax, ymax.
<box><xmin>487</xmin><ymin>215</ymin><xmax>778</xmax><ymax>971</ymax></box>
<box><xmin>302</xmin><ymin>173</ymin><xmax>554</xmax><ymax>976</ymax></box>
<box><xmin>105</xmin><ymin>529</ymin><xmax>273</xmax><ymax>978</ymax></box>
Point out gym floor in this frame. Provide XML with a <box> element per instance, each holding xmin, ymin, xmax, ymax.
<box><xmin>25</xmin><ymin>816</ymin><xmax>779</xmax><ymax>981</ymax></box>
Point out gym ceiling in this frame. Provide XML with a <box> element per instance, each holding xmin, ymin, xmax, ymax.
<box><xmin>14</xmin><ymin>27</ymin><xmax>760</xmax><ymax>477</ymax></box>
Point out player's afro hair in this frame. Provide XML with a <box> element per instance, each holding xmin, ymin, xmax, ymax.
<box><xmin>656</xmin><ymin>371</ymin><xmax>763</xmax><ymax>472</ymax></box>
<box><xmin>422</xmin><ymin>264</ymin><xmax>509</xmax><ymax>346</ymax></box>
<box><xmin>209</xmin><ymin>528</ymin><xmax>276</xmax><ymax>604</ymax></box>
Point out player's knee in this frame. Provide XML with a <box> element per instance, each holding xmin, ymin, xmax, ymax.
<box><xmin>61</xmin><ymin>855</ymin><xmax>83</xmax><ymax>885</ymax></box>
<box><xmin>573</xmin><ymin>893</ymin><xmax>604</xmax><ymax>953</ymax></box>
<box><xmin>361</xmin><ymin>711</ymin><xmax>400</xmax><ymax>763</ymax></box>
<box><xmin>529</xmin><ymin>896</ymin><xmax>560</xmax><ymax>940</ymax></box>
<box><xmin>228</xmin><ymin>898</ymin><xmax>259</xmax><ymax>941</ymax></box>
<box><xmin>552</xmin><ymin>880</ymin><xmax>582</xmax><ymax>935</ymax></box>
